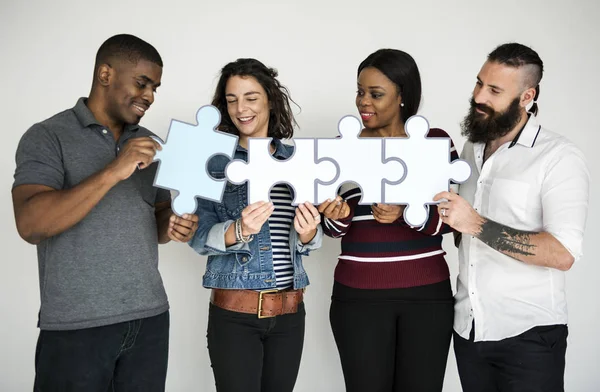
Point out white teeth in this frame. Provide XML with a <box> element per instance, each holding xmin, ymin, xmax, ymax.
<box><xmin>239</xmin><ymin>117</ymin><xmax>253</xmax><ymax>121</ymax></box>
<box><xmin>133</xmin><ymin>105</ymin><xmax>146</xmax><ymax>112</ymax></box>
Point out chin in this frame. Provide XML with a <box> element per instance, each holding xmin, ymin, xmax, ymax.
<box><xmin>125</xmin><ymin>114</ymin><xmax>142</xmax><ymax>125</ymax></box>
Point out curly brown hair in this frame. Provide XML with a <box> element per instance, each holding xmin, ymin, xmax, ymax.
<box><xmin>211</xmin><ymin>58</ymin><xmax>299</xmax><ymax>140</ymax></box>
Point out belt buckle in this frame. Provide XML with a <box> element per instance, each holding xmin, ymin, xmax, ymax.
<box><xmin>257</xmin><ymin>289</ymin><xmax>279</xmax><ymax>319</ymax></box>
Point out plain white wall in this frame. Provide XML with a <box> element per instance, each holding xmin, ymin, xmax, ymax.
<box><xmin>1</xmin><ymin>0</ymin><xmax>598</xmax><ymax>390</ymax></box>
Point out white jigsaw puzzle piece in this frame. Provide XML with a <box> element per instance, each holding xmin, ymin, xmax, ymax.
<box><xmin>316</xmin><ymin>115</ymin><xmax>405</xmax><ymax>204</ymax></box>
<box><xmin>151</xmin><ymin>105</ymin><xmax>238</xmax><ymax>216</ymax></box>
<box><xmin>225</xmin><ymin>138</ymin><xmax>338</xmax><ymax>205</ymax></box>
<box><xmin>384</xmin><ymin>115</ymin><xmax>471</xmax><ymax>227</ymax></box>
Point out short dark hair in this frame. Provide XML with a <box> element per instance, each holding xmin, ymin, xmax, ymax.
<box><xmin>487</xmin><ymin>43</ymin><xmax>543</xmax><ymax>115</ymax></box>
<box><xmin>211</xmin><ymin>58</ymin><xmax>298</xmax><ymax>140</ymax></box>
<box><xmin>95</xmin><ymin>34</ymin><xmax>163</xmax><ymax>70</ymax></box>
<box><xmin>357</xmin><ymin>49</ymin><xmax>422</xmax><ymax>123</ymax></box>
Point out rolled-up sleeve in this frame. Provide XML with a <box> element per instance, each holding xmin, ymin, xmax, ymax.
<box><xmin>294</xmin><ymin>223</ymin><xmax>323</xmax><ymax>255</ymax></box>
<box><xmin>541</xmin><ymin>144</ymin><xmax>590</xmax><ymax>262</ymax></box>
<box><xmin>188</xmin><ymin>198</ymin><xmax>250</xmax><ymax>256</ymax></box>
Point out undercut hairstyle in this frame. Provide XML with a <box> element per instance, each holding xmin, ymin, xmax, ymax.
<box><xmin>357</xmin><ymin>49</ymin><xmax>422</xmax><ymax>123</ymax></box>
<box><xmin>211</xmin><ymin>58</ymin><xmax>298</xmax><ymax>140</ymax></box>
<box><xmin>487</xmin><ymin>43</ymin><xmax>544</xmax><ymax>115</ymax></box>
<box><xmin>94</xmin><ymin>34</ymin><xmax>163</xmax><ymax>71</ymax></box>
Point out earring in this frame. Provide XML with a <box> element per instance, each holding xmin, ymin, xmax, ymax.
<box><xmin>401</xmin><ymin>103</ymin><xmax>405</xmax><ymax>107</ymax></box>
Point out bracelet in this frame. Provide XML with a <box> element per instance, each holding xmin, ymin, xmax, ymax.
<box><xmin>235</xmin><ymin>218</ymin><xmax>253</xmax><ymax>243</ymax></box>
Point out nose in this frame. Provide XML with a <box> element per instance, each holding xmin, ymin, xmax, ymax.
<box><xmin>472</xmin><ymin>85</ymin><xmax>487</xmax><ymax>105</ymax></box>
<box><xmin>142</xmin><ymin>87</ymin><xmax>154</xmax><ymax>106</ymax></box>
<box><xmin>357</xmin><ymin>95</ymin><xmax>371</xmax><ymax>108</ymax></box>
<box><xmin>236</xmin><ymin>99</ymin><xmax>246</xmax><ymax>114</ymax></box>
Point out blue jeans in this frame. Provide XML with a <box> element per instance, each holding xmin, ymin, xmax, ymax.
<box><xmin>33</xmin><ymin>310</ymin><xmax>169</xmax><ymax>392</ymax></box>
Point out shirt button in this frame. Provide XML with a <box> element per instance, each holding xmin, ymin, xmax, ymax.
<box><xmin>102</xmin><ymin>129</ymin><xmax>108</xmax><ymax>134</ymax></box>
<box><xmin>242</xmin><ymin>256</ymin><xmax>248</xmax><ymax>262</ymax></box>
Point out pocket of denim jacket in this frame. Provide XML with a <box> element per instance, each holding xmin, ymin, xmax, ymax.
<box><xmin>214</xmin><ymin>176</ymin><xmax>245</xmax><ymax>218</ymax></box>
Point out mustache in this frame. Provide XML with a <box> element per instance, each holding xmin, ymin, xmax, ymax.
<box><xmin>470</xmin><ymin>98</ymin><xmax>494</xmax><ymax>115</ymax></box>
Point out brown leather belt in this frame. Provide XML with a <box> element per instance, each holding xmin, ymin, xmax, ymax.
<box><xmin>210</xmin><ymin>288</ymin><xmax>304</xmax><ymax>319</ymax></box>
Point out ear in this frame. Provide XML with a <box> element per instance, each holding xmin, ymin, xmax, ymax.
<box><xmin>96</xmin><ymin>63</ymin><xmax>113</xmax><ymax>87</ymax></box>
<box><xmin>520</xmin><ymin>86</ymin><xmax>536</xmax><ymax>108</ymax></box>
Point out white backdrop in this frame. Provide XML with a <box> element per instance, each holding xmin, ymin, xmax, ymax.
<box><xmin>1</xmin><ymin>0</ymin><xmax>598</xmax><ymax>391</ymax></box>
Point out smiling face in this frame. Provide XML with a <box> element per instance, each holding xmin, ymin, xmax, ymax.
<box><xmin>355</xmin><ymin>66</ymin><xmax>402</xmax><ymax>132</ymax></box>
<box><xmin>224</xmin><ymin>75</ymin><xmax>270</xmax><ymax>141</ymax></box>
<box><xmin>104</xmin><ymin>59</ymin><xmax>162</xmax><ymax>126</ymax></box>
<box><xmin>461</xmin><ymin>60</ymin><xmax>532</xmax><ymax>143</ymax></box>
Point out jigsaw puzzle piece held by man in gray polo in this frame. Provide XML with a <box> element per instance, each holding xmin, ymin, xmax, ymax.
<box><xmin>152</xmin><ymin>105</ymin><xmax>238</xmax><ymax>216</ymax></box>
<box><xmin>384</xmin><ymin>115</ymin><xmax>471</xmax><ymax>227</ymax></box>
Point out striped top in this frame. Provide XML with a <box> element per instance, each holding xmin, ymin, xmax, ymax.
<box><xmin>322</xmin><ymin>128</ymin><xmax>458</xmax><ymax>289</ymax></box>
<box><xmin>268</xmin><ymin>184</ymin><xmax>295</xmax><ymax>290</ymax></box>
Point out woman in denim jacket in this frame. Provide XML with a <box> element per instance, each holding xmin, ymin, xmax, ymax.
<box><xmin>188</xmin><ymin>58</ymin><xmax>323</xmax><ymax>392</ymax></box>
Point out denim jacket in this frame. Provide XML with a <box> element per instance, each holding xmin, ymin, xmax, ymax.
<box><xmin>188</xmin><ymin>138</ymin><xmax>323</xmax><ymax>290</ymax></box>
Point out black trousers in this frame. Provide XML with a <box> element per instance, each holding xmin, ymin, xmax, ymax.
<box><xmin>454</xmin><ymin>322</ymin><xmax>568</xmax><ymax>392</ymax></box>
<box><xmin>33</xmin><ymin>311</ymin><xmax>169</xmax><ymax>392</ymax></box>
<box><xmin>329</xmin><ymin>280</ymin><xmax>454</xmax><ymax>392</ymax></box>
<box><xmin>206</xmin><ymin>301</ymin><xmax>306</xmax><ymax>392</ymax></box>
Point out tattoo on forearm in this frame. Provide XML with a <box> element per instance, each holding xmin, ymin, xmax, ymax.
<box><xmin>476</xmin><ymin>218</ymin><xmax>538</xmax><ymax>256</ymax></box>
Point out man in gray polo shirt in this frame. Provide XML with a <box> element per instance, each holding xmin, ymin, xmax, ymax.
<box><xmin>12</xmin><ymin>34</ymin><xmax>198</xmax><ymax>391</ymax></box>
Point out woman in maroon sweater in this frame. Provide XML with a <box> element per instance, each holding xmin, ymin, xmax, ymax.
<box><xmin>319</xmin><ymin>48</ymin><xmax>458</xmax><ymax>392</ymax></box>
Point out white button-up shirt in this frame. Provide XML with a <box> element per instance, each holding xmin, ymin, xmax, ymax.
<box><xmin>454</xmin><ymin>114</ymin><xmax>590</xmax><ymax>342</ymax></box>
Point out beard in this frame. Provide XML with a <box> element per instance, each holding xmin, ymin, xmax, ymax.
<box><xmin>460</xmin><ymin>96</ymin><xmax>523</xmax><ymax>143</ymax></box>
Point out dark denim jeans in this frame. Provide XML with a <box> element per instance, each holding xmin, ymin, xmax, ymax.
<box><xmin>454</xmin><ymin>322</ymin><xmax>568</xmax><ymax>392</ymax></box>
<box><xmin>206</xmin><ymin>302</ymin><xmax>306</xmax><ymax>392</ymax></box>
<box><xmin>33</xmin><ymin>310</ymin><xmax>169</xmax><ymax>392</ymax></box>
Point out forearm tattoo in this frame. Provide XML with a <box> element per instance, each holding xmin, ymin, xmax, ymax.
<box><xmin>476</xmin><ymin>218</ymin><xmax>538</xmax><ymax>257</ymax></box>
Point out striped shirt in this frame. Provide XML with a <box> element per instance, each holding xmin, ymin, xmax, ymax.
<box><xmin>268</xmin><ymin>184</ymin><xmax>295</xmax><ymax>290</ymax></box>
<box><xmin>322</xmin><ymin>128</ymin><xmax>459</xmax><ymax>289</ymax></box>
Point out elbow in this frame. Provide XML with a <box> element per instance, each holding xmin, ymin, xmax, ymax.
<box><xmin>557</xmin><ymin>254</ymin><xmax>575</xmax><ymax>271</ymax></box>
<box><xmin>16</xmin><ymin>223</ymin><xmax>44</xmax><ymax>245</ymax></box>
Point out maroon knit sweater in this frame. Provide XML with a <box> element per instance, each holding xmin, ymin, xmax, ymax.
<box><xmin>322</xmin><ymin>128</ymin><xmax>459</xmax><ymax>289</ymax></box>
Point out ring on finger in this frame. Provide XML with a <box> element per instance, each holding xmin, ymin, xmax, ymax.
<box><xmin>441</xmin><ymin>208</ymin><xmax>447</xmax><ymax>217</ymax></box>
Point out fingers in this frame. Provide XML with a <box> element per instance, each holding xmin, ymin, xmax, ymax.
<box><xmin>170</xmin><ymin>213</ymin><xmax>198</xmax><ymax>231</ymax></box>
<box><xmin>135</xmin><ymin>150</ymin><xmax>157</xmax><ymax>169</ymax></box>
<box><xmin>371</xmin><ymin>204</ymin><xmax>383</xmax><ymax>215</ymax></box>
<box><xmin>320</xmin><ymin>196</ymin><xmax>349</xmax><ymax>220</ymax></box>
<box><xmin>339</xmin><ymin>202</ymin><xmax>350</xmax><ymax>219</ymax></box>
<box><xmin>242</xmin><ymin>201</ymin><xmax>274</xmax><ymax>234</ymax></box>
<box><xmin>302</xmin><ymin>202</ymin><xmax>320</xmax><ymax>218</ymax></box>
<box><xmin>127</xmin><ymin>137</ymin><xmax>162</xmax><ymax>150</ymax></box>
<box><xmin>295</xmin><ymin>205</ymin><xmax>310</xmax><ymax>229</ymax></box>
<box><xmin>168</xmin><ymin>227</ymin><xmax>189</xmax><ymax>242</ymax></box>
<box><xmin>317</xmin><ymin>200</ymin><xmax>335</xmax><ymax>213</ymax></box>
<box><xmin>372</xmin><ymin>203</ymin><xmax>394</xmax><ymax>212</ymax></box>
<box><xmin>297</xmin><ymin>202</ymin><xmax>319</xmax><ymax>225</ymax></box>
<box><xmin>433</xmin><ymin>191</ymin><xmax>452</xmax><ymax>202</ymax></box>
<box><xmin>322</xmin><ymin>196</ymin><xmax>342</xmax><ymax>215</ymax></box>
<box><xmin>168</xmin><ymin>213</ymin><xmax>198</xmax><ymax>242</ymax></box>
<box><xmin>242</xmin><ymin>201</ymin><xmax>274</xmax><ymax>223</ymax></box>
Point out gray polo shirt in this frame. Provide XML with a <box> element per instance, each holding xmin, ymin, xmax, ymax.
<box><xmin>13</xmin><ymin>97</ymin><xmax>171</xmax><ymax>330</ymax></box>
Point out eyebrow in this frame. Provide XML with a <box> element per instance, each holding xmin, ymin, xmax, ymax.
<box><xmin>138</xmin><ymin>75</ymin><xmax>161</xmax><ymax>88</ymax></box>
<box><xmin>225</xmin><ymin>91</ymin><xmax>262</xmax><ymax>98</ymax></box>
<box><xmin>357</xmin><ymin>83</ymin><xmax>386</xmax><ymax>90</ymax></box>
<box><xmin>477</xmin><ymin>77</ymin><xmax>503</xmax><ymax>92</ymax></box>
